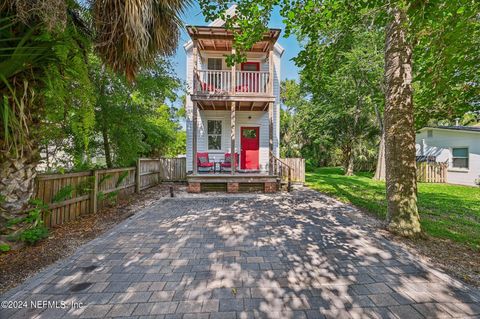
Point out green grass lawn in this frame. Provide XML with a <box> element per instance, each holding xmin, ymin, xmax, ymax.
<box><xmin>306</xmin><ymin>167</ymin><xmax>480</xmax><ymax>250</ymax></box>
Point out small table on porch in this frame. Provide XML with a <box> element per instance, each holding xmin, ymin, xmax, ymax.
<box><xmin>213</xmin><ymin>160</ymin><xmax>224</xmax><ymax>173</ymax></box>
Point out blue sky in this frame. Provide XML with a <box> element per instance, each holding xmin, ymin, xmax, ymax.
<box><xmin>172</xmin><ymin>3</ymin><xmax>301</xmax><ymax>83</ymax></box>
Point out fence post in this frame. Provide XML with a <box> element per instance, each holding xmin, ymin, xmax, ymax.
<box><xmin>158</xmin><ymin>157</ymin><xmax>162</xmax><ymax>184</ymax></box>
<box><xmin>91</xmin><ymin>170</ymin><xmax>98</xmax><ymax>214</ymax></box>
<box><xmin>288</xmin><ymin>167</ymin><xmax>292</xmax><ymax>192</ymax></box>
<box><xmin>136</xmin><ymin>159</ymin><xmax>141</xmax><ymax>193</ymax></box>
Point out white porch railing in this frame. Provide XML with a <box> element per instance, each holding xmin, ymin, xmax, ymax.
<box><xmin>195</xmin><ymin>70</ymin><xmax>270</xmax><ymax>95</ymax></box>
<box><xmin>236</xmin><ymin>71</ymin><xmax>269</xmax><ymax>94</ymax></box>
<box><xmin>196</xmin><ymin>70</ymin><xmax>232</xmax><ymax>93</ymax></box>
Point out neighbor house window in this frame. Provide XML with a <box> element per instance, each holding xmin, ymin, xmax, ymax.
<box><xmin>207</xmin><ymin>120</ymin><xmax>222</xmax><ymax>150</ymax></box>
<box><xmin>427</xmin><ymin>130</ymin><xmax>433</xmax><ymax>138</ymax></box>
<box><xmin>452</xmin><ymin>147</ymin><xmax>469</xmax><ymax>169</ymax></box>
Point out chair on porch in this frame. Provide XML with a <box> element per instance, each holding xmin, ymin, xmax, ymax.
<box><xmin>197</xmin><ymin>152</ymin><xmax>214</xmax><ymax>173</ymax></box>
<box><xmin>220</xmin><ymin>153</ymin><xmax>239</xmax><ymax>172</ymax></box>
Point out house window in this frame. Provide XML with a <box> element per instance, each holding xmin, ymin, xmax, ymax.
<box><xmin>452</xmin><ymin>147</ymin><xmax>469</xmax><ymax>169</ymax></box>
<box><xmin>207</xmin><ymin>58</ymin><xmax>222</xmax><ymax>70</ymax></box>
<box><xmin>207</xmin><ymin>120</ymin><xmax>222</xmax><ymax>150</ymax></box>
<box><xmin>427</xmin><ymin>130</ymin><xmax>433</xmax><ymax>137</ymax></box>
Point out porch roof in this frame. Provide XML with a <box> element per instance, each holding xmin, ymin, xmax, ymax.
<box><xmin>186</xmin><ymin>25</ymin><xmax>281</xmax><ymax>52</ymax></box>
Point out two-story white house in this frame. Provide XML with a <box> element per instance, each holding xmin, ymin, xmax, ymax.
<box><xmin>184</xmin><ymin>8</ymin><xmax>284</xmax><ymax>192</ymax></box>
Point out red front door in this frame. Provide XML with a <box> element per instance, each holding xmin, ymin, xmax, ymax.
<box><xmin>241</xmin><ymin>127</ymin><xmax>260</xmax><ymax>170</ymax></box>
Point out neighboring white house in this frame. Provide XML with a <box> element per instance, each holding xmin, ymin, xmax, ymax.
<box><xmin>416</xmin><ymin>126</ymin><xmax>480</xmax><ymax>186</ymax></box>
<box><xmin>184</xmin><ymin>5</ymin><xmax>284</xmax><ymax>175</ymax></box>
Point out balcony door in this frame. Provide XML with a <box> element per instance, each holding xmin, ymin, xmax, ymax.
<box><xmin>207</xmin><ymin>58</ymin><xmax>222</xmax><ymax>91</ymax></box>
<box><xmin>240</xmin><ymin>62</ymin><xmax>260</xmax><ymax>92</ymax></box>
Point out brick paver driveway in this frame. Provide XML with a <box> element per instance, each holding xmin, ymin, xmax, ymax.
<box><xmin>1</xmin><ymin>188</ymin><xmax>479</xmax><ymax>319</ymax></box>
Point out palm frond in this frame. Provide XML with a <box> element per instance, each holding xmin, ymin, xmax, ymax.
<box><xmin>93</xmin><ymin>0</ymin><xmax>190</xmax><ymax>81</ymax></box>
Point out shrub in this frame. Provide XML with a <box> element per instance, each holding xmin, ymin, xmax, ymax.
<box><xmin>19</xmin><ymin>226</ymin><xmax>49</xmax><ymax>245</ymax></box>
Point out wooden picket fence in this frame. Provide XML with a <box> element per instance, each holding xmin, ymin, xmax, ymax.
<box><xmin>280</xmin><ymin>158</ymin><xmax>305</xmax><ymax>184</ymax></box>
<box><xmin>416</xmin><ymin>161</ymin><xmax>447</xmax><ymax>183</ymax></box>
<box><xmin>35</xmin><ymin>157</ymin><xmax>186</xmax><ymax>228</ymax></box>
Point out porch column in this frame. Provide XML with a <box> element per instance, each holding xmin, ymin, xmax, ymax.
<box><xmin>192</xmin><ymin>39</ymin><xmax>199</xmax><ymax>175</ymax></box>
<box><xmin>192</xmin><ymin>101</ymin><xmax>198</xmax><ymax>175</ymax></box>
<box><xmin>268</xmin><ymin>101</ymin><xmax>274</xmax><ymax>175</ymax></box>
<box><xmin>231</xmin><ymin>101</ymin><xmax>236</xmax><ymax>175</ymax></box>
<box><xmin>231</xmin><ymin>48</ymin><xmax>236</xmax><ymax>94</ymax></box>
<box><xmin>268</xmin><ymin>44</ymin><xmax>274</xmax><ymax>95</ymax></box>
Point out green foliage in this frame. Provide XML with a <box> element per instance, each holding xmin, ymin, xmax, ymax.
<box><xmin>52</xmin><ymin>185</ymin><xmax>74</xmax><ymax>203</ymax></box>
<box><xmin>89</xmin><ymin>55</ymin><xmax>184</xmax><ymax>168</ymax></box>
<box><xmin>98</xmin><ymin>174</ymin><xmax>112</xmax><ymax>186</ymax></box>
<box><xmin>0</xmin><ymin>243</ymin><xmax>10</xmax><ymax>252</ymax></box>
<box><xmin>116</xmin><ymin>171</ymin><xmax>129</xmax><ymax>188</ymax></box>
<box><xmin>75</xmin><ymin>177</ymin><xmax>94</xmax><ymax>196</ymax></box>
<box><xmin>1</xmin><ymin>7</ymin><xmax>185</xmax><ymax>174</ymax></box>
<box><xmin>5</xmin><ymin>199</ymin><xmax>50</xmax><ymax>245</ymax></box>
<box><xmin>97</xmin><ymin>190</ymin><xmax>118</xmax><ymax>205</ymax></box>
<box><xmin>97</xmin><ymin>191</ymin><xmax>106</xmax><ymax>201</ymax></box>
<box><xmin>201</xmin><ymin>0</ymin><xmax>479</xmax><ymax>174</ymax></box>
<box><xmin>18</xmin><ymin>226</ymin><xmax>49</xmax><ymax>245</ymax></box>
<box><xmin>106</xmin><ymin>191</ymin><xmax>119</xmax><ymax>204</ymax></box>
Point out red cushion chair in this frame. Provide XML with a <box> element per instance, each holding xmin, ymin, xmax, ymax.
<box><xmin>197</xmin><ymin>152</ymin><xmax>213</xmax><ymax>172</ymax></box>
<box><xmin>220</xmin><ymin>153</ymin><xmax>239</xmax><ymax>172</ymax></box>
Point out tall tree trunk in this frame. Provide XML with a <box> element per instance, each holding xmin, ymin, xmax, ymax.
<box><xmin>374</xmin><ymin>132</ymin><xmax>386</xmax><ymax>180</ymax></box>
<box><xmin>346</xmin><ymin>154</ymin><xmax>354</xmax><ymax>176</ymax></box>
<box><xmin>345</xmin><ymin>100</ymin><xmax>361</xmax><ymax>177</ymax></box>
<box><xmin>0</xmin><ymin>151</ymin><xmax>39</xmax><ymax>222</ymax></box>
<box><xmin>384</xmin><ymin>5</ymin><xmax>421</xmax><ymax>236</ymax></box>
<box><xmin>342</xmin><ymin>144</ymin><xmax>353</xmax><ymax>176</ymax></box>
<box><xmin>373</xmin><ymin>102</ymin><xmax>386</xmax><ymax>181</ymax></box>
<box><xmin>101</xmin><ymin>124</ymin><xmax>113</xmax><ymax>168</ymax></box>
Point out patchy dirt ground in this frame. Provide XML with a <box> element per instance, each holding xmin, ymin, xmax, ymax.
<box><xmin>0</xmin><ymin>183</ymin><xmax>186</xmax><ymax>294</ymax></box>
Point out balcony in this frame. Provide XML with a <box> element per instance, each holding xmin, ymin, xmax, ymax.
<box><xmin>194</xmin><ymin>70</ymin><xmax>270</xmax><ymax>95</ymax></box>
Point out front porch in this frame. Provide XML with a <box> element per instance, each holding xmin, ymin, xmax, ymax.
<box><xmin>187</xmin><ymin>172</ymin><xmax>278</xmax><ymax>193</ymax></box>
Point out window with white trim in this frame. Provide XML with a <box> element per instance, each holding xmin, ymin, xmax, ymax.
<box><xmin>452</xmin><ymin>147</ymin><xmax>469</xmax><ymax>169</ymax></box>
<box><xmin>207</xmin><ymin>58</ymin><xmax>222</xmax><ymax>70</ymax></box>
<box><xmin>207</xmin><ymin>120</ymin><xmax>222</xmax><ymax>150</ymax></box>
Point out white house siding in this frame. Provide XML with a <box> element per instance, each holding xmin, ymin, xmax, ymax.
<box><xmin>416</xmin><ymin>129</ymin><xmax>480</xmax><ymax>186</ymax></box>
<box><xmin>186</xmin><ymin>110</ymin><xmax>271</xmax><ymax>172</ymax></box>
<box><xmin>185</xmin><ymin>46</ymin><xmax>282</xmax><ymax>173</ymax></box>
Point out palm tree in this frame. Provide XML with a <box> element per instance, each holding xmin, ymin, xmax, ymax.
<box><xmin>0</xmin><ymin>0</ymin><xmax>189</xmax><ymax>219</ymax></box>
<box><xmin>383</xmin><ymin>4</ymin><xmax>421</xmax><ymax>236</ymax></box>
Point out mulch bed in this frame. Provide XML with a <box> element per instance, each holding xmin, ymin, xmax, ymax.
<box><xmin>0</xmin><ymin>183</ymin><xmax>186</xmax><ymax>294</ymax></box>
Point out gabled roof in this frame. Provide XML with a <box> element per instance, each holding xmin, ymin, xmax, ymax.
<box><xmin>419</xmin><ymin>126</ymin><xmax>480</xmax><ymax>134</ymax></box>
<box><xmin>210</xmin><ymin>4</ymin><xmax>238</xmax><ymax>27</ymax></box>
<box><xmin>183</xmin><ymin>5</ymin><xmax>285</xmax><ymax>56</ymax></box>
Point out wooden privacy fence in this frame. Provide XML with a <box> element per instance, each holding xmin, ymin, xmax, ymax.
<box><xmin>417</xmin><ymin>162</ymin><xmax>447</xmax><ymax>183</ymax></box>
<box><xmin>35</xmin><ymin>157</ymin><xmax>186</xmax><ymax>228</ymax></box>
<box><xmin>280</xmin><ymin>158</ymin><xmax>305</xmax><ymax>184</ymax></box>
